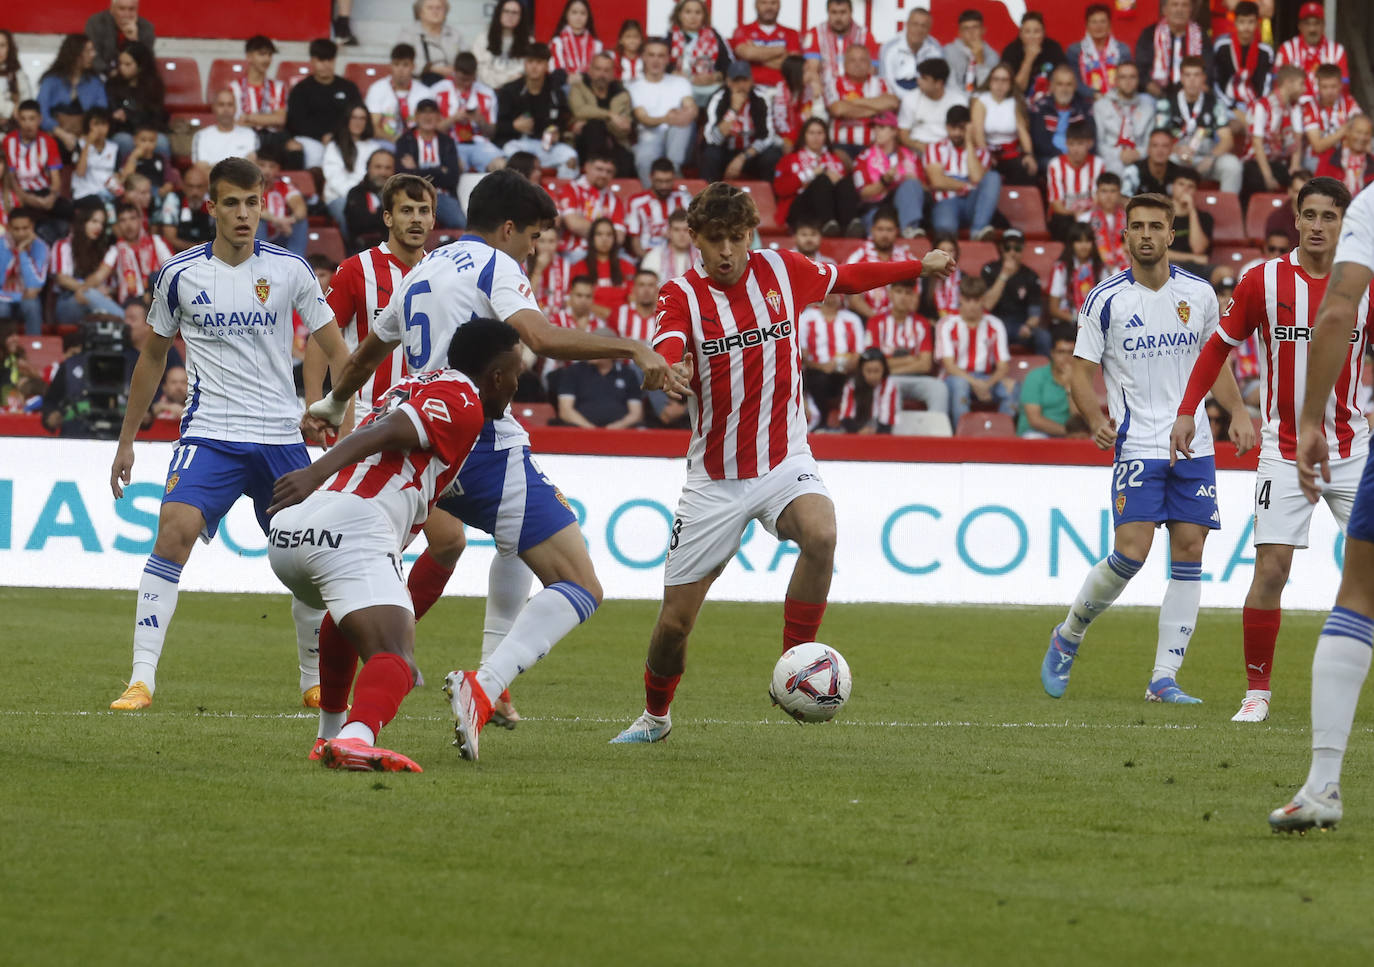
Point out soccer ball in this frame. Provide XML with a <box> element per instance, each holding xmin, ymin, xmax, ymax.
<box><xmin>770</xmin><ymin>642</ymin><xmax>852</xmax><ymax>723</ymax></box>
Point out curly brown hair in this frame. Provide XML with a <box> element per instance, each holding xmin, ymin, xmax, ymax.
<box><xmin>686</xmin><ymin>182</ymin><xmax>760</xmax><ymax>239</ymax></box>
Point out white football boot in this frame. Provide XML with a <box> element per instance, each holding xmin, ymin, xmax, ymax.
<box><xmin>1231</xmin><ymin>690</ymin><xmax>1271</xmax><ymax>722</ymax></box>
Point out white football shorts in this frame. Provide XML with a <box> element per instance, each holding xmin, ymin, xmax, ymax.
<box><xmin>1253</xmin><ymin>452</ymin><xmax>1364</xmax><ymax>548</ymax></box>
<box><xmin>664</xmin><ymin>452</ymin><xmax>832</xmax><ymax>586</ymax></box>
<box><xmin>268</xmin><ymin>491</ymin><xmax>413</xmax><ymax>622</ymax></box>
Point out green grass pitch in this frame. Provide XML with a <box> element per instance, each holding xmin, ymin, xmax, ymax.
<box><xmin>4</xmin><ymin>586</ymin><xmax>1374</xmax><ymax>966</ymax></box>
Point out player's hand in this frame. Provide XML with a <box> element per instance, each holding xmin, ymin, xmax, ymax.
<box><xmin>1091</xmin><ymin>418</ymin><xmax>1117</xmax><ymax>450</ymax></box>
<box><xmin>299</xmin><ymin>413</ymin><xmax>331</xmax><ymax>446</ymax></box>
<box><xmin>1229</xmin><ymin>414</ymin><xmax>1257</xmax><ymax>457</ymax></box>
<box><xmin>921</xmin><ymin>249</ymin><xmax>956</xmax><ymax>280</ymax></box>
<box><xmin>665</xmin><ymin>352</ymin><xmax>695</xmax><ymax>401</ymax></box>
<box><xmin>110</xmin><ymin>443</ymin><xmax>134</xmax><ymax>499</ymax></box>
<box><xmin>268</xmin><ymin>468</ymin><xmax>321</xmax><ymax>516</ymax></box>
<box><xmin>308</xmin><ymin>394</ymin><xmax>349</xmax><ymax>429</ymax></box>
<box><xmin>1169</xmin><ymin>414</ymin><xmax>1195</xmax><ymax>466</ymax></box>
<box><xmin>1296</xmin><ymin>421</ymin><xmax>1329</xmax><ymax>504</ymax></box>
<box><xmin>633</xmin><ymin>345</ymin><xmax>689</xmax><ymax>397</ymax></box>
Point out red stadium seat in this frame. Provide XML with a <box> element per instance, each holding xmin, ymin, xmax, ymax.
<box><xmin>513</xmin><ymin>402</ymin><xmax>556</xmax><ymax>427</ymax></box>
<box><xmin>1212</xmin><ymin>247</ymin><xmax>1262</xmax><ymax>276</ymax></box>
<box><xmin>283</xmin><ymin>170</ymin><xmax>318</xmax><ymax>200</ymax></box>
<box><xmin>158</xmin><ymin>57</ymin><xmax>206</xmax><ymax>111</ymax></box>
<box><xmin>736</xmin><ymin>181</ymin><xmax>777</xmax><ymax>226</ymax></box>
<box><xmin>1245</xmin><ymin>193</ymin><xmax>1288</xmax><ymax>242</ymax></box>
<box><xmin>276</xmin><ymin>61</ymin><xmax>313</xmax><ymax>88</ymax></box>
<box><xmin>205</xmin><ymin>59</ymin><xmax>247</xmax><ymax>101</ymax></box>
<box><xmin>819</xmin><ymin>238</ymin><xmax>865</xmax><ymax>261</ymax></box>
<box><xmin>957</xmin><ymin>240</ymin><xmax>998</xmax><ymax>270</ymax></box>
<box><xmin>611</xmin><ymin>178</ymin><xmax>642</xmax><ymax>196</ymax></box>
<box><xmin>19</xmin><ymin>335</ymin><xmax>63</xmax><ymax>376</ymax></box>
<box><xmin>998</xmin><ymin>185</ymin><xmax>1048</xmax><ymax>239</ymax></box>
<box><xmin>343</xmin><ymin>62</ymin><xmax>390</xmax><ymax>93</ymax></box>
<box><xmin>1020</xmin><ymin>240</ymin><xmax>1062</xmax><ymax>280</ymax></box>
<box><xmin>307</xmin><ymin>227</ymin><xmax>346</xmax><ymax>264</ymax></box>
<box><xmin>957</xmin><ymin>412</ymin><xmax>1016</xmax><ymax>437</ymax></box>
<box><xmin>1202</xmin><ymin>191</ymin><xmax>1246</xmax><ymax>245</ymax></box>
<box><xmin>1008</xmin><ymin>355</ymin><xmax>1048</xmax><ymax>385</ymax></box>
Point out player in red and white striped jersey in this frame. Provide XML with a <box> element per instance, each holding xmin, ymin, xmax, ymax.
<box><xmin>625</xmin><ymin>159</ymin><xmax>693</xmax><ymax>257</ymax></box>
<box><xmin>1273</xmin><ymin>3</ymin><xmax>1346</xmax><ymax>98</ymax></box>
<box><xmin>838</xmin><ymin>348</ymin><xmax>900</xmax><ymax>432</ymax></box>
<box><xmin>610</xmin><ymin>181</ymin><xmax>956</xmax><ymax>744</ymax></box>
<box><xmin>3</xmin><ymin>103</ymin><xmax>62</xmax><ymax>194</ymax></box>
<box><xmin>824</xmin><ymin>46</ymin><xmax>897</xmax><ymax>152</ymax></box>
<box><xmin>612</xmin><ymin>271</ymin><xmax>659</xmax><ymax>343</ymax></box>
<box><xmin>268</xmin><ymin>318</ymin><xmax>522</xmax><ymax>772</ymax></box>
<box><xmin>1173</xmin><ymin>176</ymin><xmax>1371</xmax><ymax>723</ymax></box>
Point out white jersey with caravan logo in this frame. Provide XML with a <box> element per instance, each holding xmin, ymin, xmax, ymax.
<box><xmin>149</xmin><ymin>240</ymin><xmax>334</xmax><ymax>444</ymax></box>
<box><xmin>1074</xmin><ymin>265</ymin><xmax>1220</xmax><ymax>461</ymax></box>
<box><xmin>371</xmin><ymin>236</ymin><xmax>540</xmax><ymax>450</ymax></box>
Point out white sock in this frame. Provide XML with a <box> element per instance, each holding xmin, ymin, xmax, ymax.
<box><xmin>337</xmin><ymin>721</ymin><xmax>375</xmax><ymax>745</ymax></box>
<box><xmin>292</xmin><ymin>598</ymin><xmax>325</xmax><ymax>692</ymax></box>
<box><xmin>317</xmin><ymin>709</ymin><xmax>346</xmax><ymax>740</ymax></box>
<box><xmin>1304</xmin><ymin>607</ymin><xmax>1374</xmax><ymax>794</ymax></box>
<box><xmin>131</xmin><ymin>554</ymin><xmax>183</xmax><ymax>693</ymax></box>
<box><xmin>475</xmin><ymin>581</ymin><xmax>597</xmax><ymax>700</ymax></box>
<box><xmin>482</xmin><ymin>553</ymin><xmax>534</xmax><ymax>663</ymax></box>
<box><xmin>1060</xmin><ymin>552</ymin><xmax>1142</xmax><ymax>645</ymax></box>
<box><xmin>1152</xmin><ymin>562</ymin><xmax>1202</xmax><ymax>681</ymax></box>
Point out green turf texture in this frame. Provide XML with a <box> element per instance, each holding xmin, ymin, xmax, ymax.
<box><xmin>4</xmin><ymin>586</ymin><xmax>1372</xmax><ymax>966</ymax></box>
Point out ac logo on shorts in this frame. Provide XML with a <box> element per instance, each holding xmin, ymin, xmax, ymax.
<box><xmin>1115</xmin><ymin>493</ymin><xmax>1126</xmax><ymax>515</ymax></box>
<box><xmin>166</xmin><ymin>473</ymin><xmax>179</xmax><ymax>494</ymax></box>
<box><xmin>1195</xmin><ymin>483</ymin><xmax>1216</xmax><ymax>498</ymax></box>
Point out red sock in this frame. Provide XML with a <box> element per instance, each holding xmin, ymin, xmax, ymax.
<box><xmin>783</xmin><ymin>596</ymin><xmax>828</xmax><ymax>654</ymax></box>
<box><xmin>318</xmin><ymin>613</ymin><xmax>357</xmax><ymax>714</ymax></box>
<box><xmin>1242</xmin><ymin>606</ymin><xmax>1282</xmax><ymax>690</ymax></box>
<box><xmin>407</xmin><ymin>549</ymin><xmax>454</xmax><ymax>621</ymax></box>
<box><xmin>644</xmin><ymin>663</ymin><xmax>680</xmax><ymax>717</ymax></box>
<box><xmin>346</xmin><ymin>652</ymin><xmax>414</xmax><ymax>737</ymax></box>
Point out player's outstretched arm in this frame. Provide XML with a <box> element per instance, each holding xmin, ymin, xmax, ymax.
<box><xmin>830</xmin><ymin>250</ymin><xmax>957</xmax><ymax>296</ymax></box>
<box><xmin>310</xmin><ymin>332</ymin><xmax>401</xmax><ymax>427</ymax></box>
<box><xmin>1069</xmin><ymin>356</ymin><xmax>1115</xmax><ymax>450</ymax></box>
<box><xmin>268</xmin><ymin>412</ymin><xmax>422</xmax><ymax>515</ymax></box>
<box><xmin>1298</xmin><ymin>260</ymin><xmax>1374</xmax><ymax>501</ymax></box>
<box><xmin>506</xmin><ymin>308</ymin><xmax>689</xmax><ymax>396</ymax></box>
<box><xmin>110</xmin><ymin>333</ymin><xmax>173</xmax><ymax>499</ymax></box>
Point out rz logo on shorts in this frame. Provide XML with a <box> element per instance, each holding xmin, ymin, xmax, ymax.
<box><xmin>700</xmin><ymin>321</ymin><xmax>793</xmax><ymax>357</ymax></box>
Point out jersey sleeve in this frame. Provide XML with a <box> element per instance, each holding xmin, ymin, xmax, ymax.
<box><xmin>1335</xmin><ymin>190</ymin><xmax>1374</xmax><ymax>271</ymax></box>
<box><xmin>148</xmin><ymin>265</ymin><xmax>181</xmax><ymax>337</ymax></box>
<box><xmin>397</xmin><ymin>378</ymin><xmax>485</xmax><ymax>466</ymax></box>
<box><xmin>487</xmin><ymin>250</ymin><xmax>542</xmax><ymax>320</ymax></box>
<box><xmin>293</xmin><ymin>259</ymin><xmax>335</xmax><ymax>333</ymax></box>
<box><xmin>325</xmin><ymin>257</ymin><xmax>360</xmax><ymax>329</ymax></box>
<box><xmin>651</xmin><ymin>282</ymin><xmax>692</xmax><ymax>365</ymax></box>
<box><xmin>1074</xmin><ymin>295</ymin><xmax>1107</xmax><ymax>363</ymax></box>
<box><xmin>780</xmin><ymin>248</ymin><xmax>838</xmax><ymax>308</ymax></box>
<box><xmin>1217</xmin><ymin>265</ymin><xmax>1261</xmax><ymax>345</ymax></box>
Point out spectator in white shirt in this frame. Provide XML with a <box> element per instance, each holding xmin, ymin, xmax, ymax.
<box><xmin>399</xmin><ymin>0</ymin><xmax>463</xmax><ymax>86</ymax></box>
<box><xmin>321</xmin><ymin>102</ymin><xmax>382</xmax><ymax>233</ymax></box>
<box><xmin>880</xmin><ymin>8</ymin><xmax>944</xmax><ymax>95</ymax></box>
<box><xmin>71</xmin><ymin>107</ymin><xmax>119</xmax><ymax>202</ymax></box>
<box><xmin>365</xmin><ymin>43</ymin><xmax>434</xmax><ymax>145</ymax></box>
<box><xmin>628</xmin><ymin>37</ymin><xmax>697</xmax><ymax>184</ymax></box>
<box><xmin>191</xmin><ymin>89</ymin><xmax>258</xmax><ymax>166</ymax></box>
<box><xmin>898</xmin><ymin>58</ymin><xmax>968</xmax><ymax>154</ymax></box>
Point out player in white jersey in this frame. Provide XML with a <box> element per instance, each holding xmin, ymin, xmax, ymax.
<box><xmin>268</xmin><ymin>318</ymin><xmax>522</xmax><ymax>773</ymax></box>
<box><xmin>1269</xmin><ymin>183</ymin><xmax>1374</xmax><ymax>832</ymax></box>
<box><xmin>1170</xmin><ymin>177</ymin><xmax>1367</xmax><ymax>723</ymax></box>
<box><xmin>1040</xmin><ymin>191</ymin><xmax>1255</xmax><ymax>705</ymax></box>
<box><xmin>108</xmin><ymin>157</ymin><xmax>352</xmax><ymax>711</ymax></box>
<box><xmin>609</xmin><ymin>182</ymin><xmax>955</xmax><ymax>744</ymax></box>
<box><xmin>307</xmin><ymin>169</ymin><xmax>689</xmax><ymax>761</ymax></box>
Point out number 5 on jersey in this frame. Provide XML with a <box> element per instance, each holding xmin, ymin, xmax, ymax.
<box><xmin>403</xmin><ymin>280</ymin><xmax>432</xmax><ymax>369</ymax></box>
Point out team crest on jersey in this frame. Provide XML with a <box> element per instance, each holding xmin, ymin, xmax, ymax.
<box><xmin>255</xmin><ymin>278</ymin><xmax>271</xmax><ymax>305</ymax></box>
<box><xmin>166</xmin><ymin>473</ymin><xmax>179</xmax><ymax>495</ymax></box>
<box><xmin>1115</xmin><ymin>493</ymin><xmax>1126</xmax><ymax>515</ymax></box>
<box><xmin>765</xmin><ymin>288</ymin><xmax>782</xmax><ymax>314</ymax></box>
<box><xmin>1175</xmin><ymin>301</ymin><xmax>1191</xmax><ymax>325</ymax></box>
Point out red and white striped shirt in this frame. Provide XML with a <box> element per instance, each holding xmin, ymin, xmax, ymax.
<box><xmin>866</xmin><ymin>309</ymin><xmax>934</xmax><ymax>357</ymax></box>
<box><xmin>798</xmin><ymin>305</ymin><xmax>866</xmax><ymax>364</ymax></box>
<box><xmin>325</xmin><ymin>242</ymin><xmax>418</xmax><ymax>407</ymax></box>
<box><xmin>323</xmin><ymin>369</ymin><xmax>485</xmax><ymax>542</ymax></box>
<box><xmin>626</xmin><ymin>187</ymin><xmax>692</xmax><ymax>251</ymax></box>
<box><xmin>654</xmin><ymin>248</ymin><xmax>839</xmax><ymax>480</ymax></box>
<box><xmin>533</xmin><ymin>256</ymin><xmax>570</xmax><ymax>316</ymax></box>
<box><xmin>1219</xmin><ymin>250</ymin><xmax>1372</xmax><ymax>461</ymax></box>
<box><xmin>839</xmin><ymin>376</ymin><xmax>899</xmax><ymax>427</ymax></box>
<box><xmin>827</xmin><ymin>74</ymin><xmax>890</xmax><ymax>147</ymax></box>
<box><xmin>1046</xmin><ymin>154</ymin><xmax>1105</xmax><ymax>215</ymax></box>
<box><xmin>230</xmin><ymin>77</ymin><xmax>288</xmax><ymax>123</ymax></box>
<box><xmin>263</xmin><ymin>176</ymin><xmax>302</xmax><ymax>219</ymax></box>
<box><xmin>612</xmin><ymin>302</ymin><xmax>656</xmax><ymax>343</ymax></box>
<box><xmin>1274</xmin><ymin>36</ymin><xmax>1347</xmax><ymax>96</ymax></box>
<box><xmin>1090</xmin><ymin>205</ymin><xmax>1129</xmax><ymax>272</ymax></box>
<box><xmin>549</xmin><ymin>308</ymin><xmax>594</xmax><ymax>332</ymax></box>
<box><xmin>430</xmin><ymin>78</ymin><xmax>498</xmax><ymax>141</ymax></box>
<box><xmin>1300</xmin><ymin>92</ymin><xmax>1363</xmax><ymax>138</ymax></box>
<box><xmin>615</xmin><ymin>53</ymin><xmax>643</xmax><ymax>82</ymax></box>
<box><xmin>557</xmin><ymin>176</ymin><xmax>627</xmax><ymax>253</ymax></box>
<box><xmin>923</xmin><ymin>139</ymin><xmax>994</xmax><ymax>204</ymax></box>
<box><xmin>844</xmin><ymin>241</ymin><xmax>913</xmax><ymax>315</ymax></box>
<box><xmin>937</xmin><ymin>314</ymin><xmax>1009</xmax><ymax>374</ymax></box>
<box><xmin>1248</xmin><ymin>92</ymin><xmax>1304</xmax><ymax>161</ymax></box>
<box><xmin>111</xmin><ymin>233</ymin><xmax>172</xmax><ymax>303</ymax></box>
<box><xmin>550</xmin><ymin>27</ymin><xmax>603</xmax><ymax>77</ymax></box>
<box><xmin>3</xmin><ymin>130</ymin><xmax>61</xmax><ymax>193</ymax></box>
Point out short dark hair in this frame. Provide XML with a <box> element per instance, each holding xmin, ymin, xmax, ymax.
<box><xmin>6</xmin><ymin>206</ymin><xmax>35</xmax><ymax>225</ymax></box>
<box><xmin>382</xmin><ymin>172</ymin><xmax>437</xmax><ymax>211</ymax></box>
<box><xmin>527</xmin><ymin>42</ymin><xmax>551</xmax><ymax>61</ymax></box>
<box><xmin>826</xmin><ymin>0</ymin><xmax>852</xmax><ymax>8</ymax></box>
<box><xmin>1179</xmin><ymin>55</ymin><xmax>1206</xmax><ymax>73</ymax></box>
<box><xmin>308</xmin><ymin>38</ymin><xmax>338</xmax><ymax>61</ymax></box>
<box><xmin>83</xmin><ymin>106</ymin><xmax>110</xmax><ymax>131</ymax></box>
<box><xmin>957</xmin><ymin>9</ymin><xmax>983</xmax><ymax>24</ymax></box>
<box><xmin>917</xmin><ymin>58</ymin><xmax>950</xmax><ymax>83</ymax></box>
<box><xmin>583</xmin><ymin>150</ymin><xmax>615</xmax><ymax>168</ymax></box>
<box><xmin>414</xmin><ymin>98</ymin><xmax>440</xmax><ymax>115</ymax></box>
<box><xmin>116</xmin><ymin>200</ymin><xmax>141</xmax><ymax>219</ymax></box>
<box><xmin>466</xmin><ymin>168</ymin><xmax>557</xmax><ymax>232</ymax></box>
<box><xmin>946</xmin><ymin>105</ymin><xmax>971</xmax><ymax>126</ymax></box>
<box><xmin>634</xmin><ymin>268</ymin><xmax>660</xmax><ymax>283</ymax></box>
<box><xmin>1097</xmin><ymin>171</ymin><xmax>1122</xmax><ymax>188</ymax></box>
<box><xmin>307</xmin><ymin>253</ymin><xmax>336</xmax><ymax>273</ymax></box>
<box><xmin>505</xmin><ymin>151</ymin><xmax>539</xmax><ymax>180</ymax></box>
<box><xmin>1172</xmin><ymin>166</ymin><xmax>1201</xmax><ymax>185</ymax></box>
<box><xmin>133</xmin><ymin>121</ymin><xmax>160</xmax><ymax>136</ymax></box>
<box><xmin>1021</xmin><ymin>11</ymin><xmax>1045</xmax><ymax>26</ymax></box>
<box><xmin>959</xmin><ymin>274</ymin><xmax>988</xmax><ymax>298</ymax></box>
<box><xmin>650</xmin><ymin>157</ymin><xmax>676</xmax><ymax>175</ymax></box>
<box><xmin>686</xmin><ymin>182</ymin><xmax>760</xmax><ymax>238</ymax></box>
<box><xmin>1066</xmin><ymin>120</ymin><xmax>1094</xmax><ymax>142</ymax></box>
<box><xmin>1298</xmin><ymin>175</ymin><xmax>1353</xmax><ymax>213</ymax></box>
<box><xmin>889</xmin><ymin>278</ymin><xmax>915</xmax><ymax>290</ymax></box>
<box><xmin>16</xmin><ymin>98</ymin><xmax>39</xmax><ymax>115</ymax></box>
<box><xmin>667</xmin><ymin>208</ymin><xmax>689</xmax><ymax>225</ymax></box>
<box><xmin>1315</xmin><ymin>63</ymin><xmax>1342</xmax><ymax>82</ymax></box>
<box><xmin>1233</xmin><ymin>1</ymin><xmax>1260</xmax><ymax>19</ymax></box>
<box><xmin>569</xmin><ymin>274</ymin><xmax>597</xmax><ymax>289</ymax></box>
<box><xmin>446</xmin><ymin>317</ymin><xmax>521</xmax><ymax>377</ymax></box>
<box><xmin>1050</xmin><ymin>324</ymin><xmax>1077</xmax><ymax>346</ymax></box>
<box><xmin>1085</xmin><ymin>3</ymin><xmax>1111</xmax><ymax>20</ymax></box>
<box><xmin>1125</xmin><ymin>192</ymin><xmax>1174</xmax><ymax>222</ymax></box>
<box><xmin>245</xmin><ymin>34</ymin><xmax>277</xmax><ymax>54</ymax></box>
<box><xmin>256</xmin><ymin>142</ymin><xmax>285</xmax><ymax>166</ymax></box>
<box><xmin>208</xmin><ymin>156</ymin><xmax>264</xmax><ymax>201</ymax></box>
<box><xmin>643</xmin><ymin>36</ymin><xmax>670</xmax><ymax>53</ymax></box>
<box><xmin>390</xmin><ymin>43</ymin><xmax>416</xmax><ymax>62</ymax></box>
<box><xmin>871</xmin><ymin>205</ymin><xmax>899</xmax><ymax>228</ymax></box>
<box><xmin>454</xmin><ymin>51</ymin><xmax>477</xmax><ymax>75</ymax></box>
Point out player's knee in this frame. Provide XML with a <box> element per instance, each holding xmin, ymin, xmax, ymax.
<box><xmin>1253</xmin><ymin>552</ymin><xmax>1291</xmax><ymax>596</ymax></box>
<box><xmin>427</xmin><ymin>527</ymin><xmax>466</xmax><ymax>569</ymax></box>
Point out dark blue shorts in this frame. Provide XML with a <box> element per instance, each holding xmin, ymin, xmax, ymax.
<box><xmin>162</xmin><ymin>437</ymin><xmax>310</xmax><ymax>541</ymax></box>
<box><xmin>1345</xmin><ymin>451</ymin><xmax>1374</xmax><ymax>544</ymax></box>
<box><xmin>436</xmin><ymin>443</ymin><xmax>576</xmax><ymax>555</ymax></box>
<box><xmin>1110</xmin><ymin>456</ymin><xmax>1220</xmax><ymax>530</ymax></box>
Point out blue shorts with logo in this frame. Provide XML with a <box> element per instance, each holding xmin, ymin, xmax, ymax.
<box><xmin>162</xmin><ymin>436</ymin><xmax>311</xmax><ymax>541</ymax></box>
<box><xmin>436</xmin><ymin>442</ymin><xmax>576</xmax><ymax>556</ymax></box>
<box><xmin>1344</xmin><ymin>450</ymin><xmax>1374</xmax><ymax>544</ymax></box>
<box><xmin>1110</xmin><ymin>456</ymin><xmax>1220</xmax><ymax>530</ymax></box>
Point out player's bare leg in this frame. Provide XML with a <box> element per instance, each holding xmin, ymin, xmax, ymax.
<box><xmin>445</xmin><ymin>523</ymin><xmax>601</xmax><ymax>761</ymax></box>
<box><xmin>1271</xmin><ymin>538</ymin><xmax>1374</xmax><ymax>831</ymax></box>
<box><xmin>1042</xmin><ymin>522</ymin><xmax>1154</xmax><ymax>698</ymax></box>
<box><xmin>1234</xmin><ymin>543</ymin><xmax>1294</xmax><ymax>721</ymax></box>
<box><xmin>318</xmin><ymin>604</ymin><xmax>423</xmax><ymax>772</ymax></box>
<box><xmin>1144</xmin><ymin>522</ymin><xmax>1209</xmax><ymax>703</ymax></box>
<box><xmin>405</xmin><ymin>507</ymin><xmax>468</xmax><ymax>688</ymax></box>
<box><xmin>775</xmin><ymin>493</ymin><xmax>838</xmax><ymax>653</ymax></box>
<box><xmin>112</xmin><ymin>502</ymin><xmax>204</xmax><ymax>709</ymax></box>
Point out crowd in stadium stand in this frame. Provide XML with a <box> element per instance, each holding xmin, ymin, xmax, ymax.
<box><xmin>2</xmin><ymin>0</ymin><xmax>1372</xmax><ymax>438</ymax></box>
